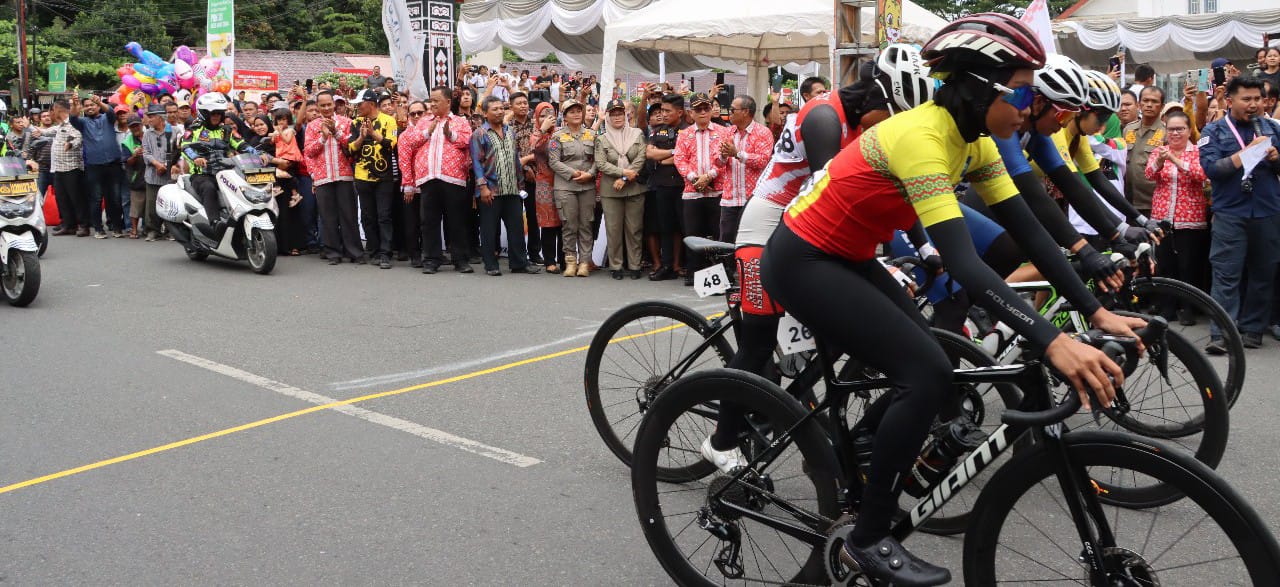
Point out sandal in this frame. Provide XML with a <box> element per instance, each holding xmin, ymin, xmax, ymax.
<box><xmin>546</xmin><ymin>264</ymin><xmax>560</xmax><ymax>274</ymax></box>
<box><xmin>289</xmin><ymin>249</ymin><xmax>301</xmax><ymax>256</ymax></box>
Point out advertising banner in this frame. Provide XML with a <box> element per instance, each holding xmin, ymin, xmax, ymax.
<box><xmin>207</xmin><ymin>0</ymin><xmax>236</xmax><ymax>86</ymax></box>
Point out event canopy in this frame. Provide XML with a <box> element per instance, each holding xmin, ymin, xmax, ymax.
<box><xmin>460</xmin><ymin>0</ymin><xmax>947</xmax><ymax>79</ymax></box>
<box><xmin>1053</xmin><ymin>8</ymin><xmax>1280</xmax><ymax>72</ymax></box>
<box><xmin>600</xmin><ymin>0</ymin><xmax>834</xmax><ymax>103</ymax></box>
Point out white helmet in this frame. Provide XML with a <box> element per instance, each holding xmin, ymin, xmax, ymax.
<box><xmin>876</xmin><ymin>43</ymin><xmax>935</xmax><ymax>112</ymax></box>
<box><xmin>1081</xmin><ymin>69</ymin><xmax>1122</xmax><ymax>113</ymax></box>
<box><xmin>1033</xmin><ymin>54</ymin><xmax>1089</xmax><ymax>109</ymax></box>
<box><xmin>195</xmin><ymin>92</ymin><xmax>229</xmax><ymax>120</ymax></box>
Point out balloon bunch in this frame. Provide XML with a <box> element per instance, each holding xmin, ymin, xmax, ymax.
<box><xmin>113</xmin><ymin>42</ymin><xmax>229</xmax><ymax>110</ymax></box>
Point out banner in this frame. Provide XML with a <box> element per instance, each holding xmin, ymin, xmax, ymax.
<box><xmin>426</xmin><ymin>1</ymin><xmax>454</xmax><ymax>89</ymax></box>
<box><xmin>876</xmin><ymin>0</ymin><xmax>903</xmax><ymax>49</ymax></box>
<box><xmin>207</xmin><ymin>0</ymin><xmax>236</xmax><ymax>88</ymax></box>
<box><xmin>48</xmin><ymin>62</ymin><xmax>67</xmax><ymax>93</ymax></box>
<box><xmin>382</xmin><ymin>0</ymin><xmax>429</xmax><ymax>100</ymax></box>
<box><xmin>335</xmin><ymin>67</ymin><xmax>375</xmax><ymax>77</ymax></box>
<box><xmin>1020</xmin><ymin>0</ymin><xmax>1058</xmax><ymax>55</ymax></box>
<box><xmin>233</xmin><ymin>70</ymin><xmax>278</xmax><ymax>91</ymax></box>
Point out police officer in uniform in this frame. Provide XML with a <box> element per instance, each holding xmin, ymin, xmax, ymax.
<box><xmin>179</xmin><ymin>93</ymin><xmax>245</xmax><ymax>234</ymax></box>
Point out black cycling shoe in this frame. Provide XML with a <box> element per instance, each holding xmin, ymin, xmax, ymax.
<box><xmin>840</xmin><ymin>536</ymin><xmax>950</xmax><ymax>587</ymax></box>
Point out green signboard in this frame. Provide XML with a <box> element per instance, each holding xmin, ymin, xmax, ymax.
<box><xmin>48</xmin><ymin>62</ymin><xmax>67</xmax><ymax>93</ymax></box>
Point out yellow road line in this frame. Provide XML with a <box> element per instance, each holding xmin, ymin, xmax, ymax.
<box><xmin>0</xmin><ymin>312</ymin><xmax>721</xmax><ymax>496</ymax></box>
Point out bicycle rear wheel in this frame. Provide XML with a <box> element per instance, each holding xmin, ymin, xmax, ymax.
<box><xmin>584</xmin><ymin>301</ymin><xmax>733</xmax><ymax>477</ymax></box>
<box><xmin>964</xmin><ymin>430</ymin><xmax>1280</xmax><ymax>585</ymax></box>
<box><xmin>1121</xmin><ymin>276</ymin><xmax>1244</xmax><ymax>408</ymax></box>
<box><xmin>632</xmin><ymin>369</ymin><xmax>841</xmax><ymax>586</ymax></box>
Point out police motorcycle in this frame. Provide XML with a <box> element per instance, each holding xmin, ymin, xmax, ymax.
<box><xmin>156</xmin><ymin>141</ymin><xmax>279</xmax><ymax>274</ymax></box>
<box><xmin>0</xmin><ymin>156</ymin><xmax>46</xmax><ymax>306</ymax></box>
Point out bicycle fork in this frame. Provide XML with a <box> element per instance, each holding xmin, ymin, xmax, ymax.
<box><xmin>1042</xmin><ymin>425</ymin><xmax>1118</xmax><ymax>585</ymax></box>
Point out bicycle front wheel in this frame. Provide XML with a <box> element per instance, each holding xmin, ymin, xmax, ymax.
<box><xmin>964</xmin><ymin>430</ymin><xmax>1280</xmax><ymax>585</ymax></box>
<box><xmin>633</xmin><ymin>369</ymin><xmax>841</xmax><ymax>586</ymax></box>
<box><xmin>584</xmin><ymin>301</ymin><xmax>734</xmax><ymax>475</ymax></box>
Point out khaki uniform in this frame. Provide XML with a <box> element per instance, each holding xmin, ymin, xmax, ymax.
<box><xmin>548</xmin><ymin>126</ymin><xmax>598</xmax><ymax>262</ymax></box>
<box><xmin>1124</xmin><ymin>119</ymin><xmax>1165</xmax><ymax>214</ymax></box>
<box><xmin>596</xmin><ymin>132</ymin><xmax>648</xmax><ymax>270</ymax></box>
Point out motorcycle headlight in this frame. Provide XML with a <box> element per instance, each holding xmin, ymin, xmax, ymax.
<box><xmin>0</xmin><ymin>196</ymin><xmax>35</xmax><ymax>220</ymax></box>
<box><xmin>242</xmin><ymin>186</ymin><xmax>272</xmax><ymax>204</ymax></box>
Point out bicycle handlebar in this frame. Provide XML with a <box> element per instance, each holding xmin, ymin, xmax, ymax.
<box><xmin>1001</xmin><ymin>317</ymin><xmax>1168</xmax><ymax>427</ymax></box>
<box><xmin>885</xmin><ymin>255</ymin><xmax>940</xmax><ymax>297</ymax></box>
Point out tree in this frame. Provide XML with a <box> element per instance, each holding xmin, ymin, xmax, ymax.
<box><xmin>914</xmin><ymin>0</ymin><xmax>1077</xmax><ymax>21</ymax></box>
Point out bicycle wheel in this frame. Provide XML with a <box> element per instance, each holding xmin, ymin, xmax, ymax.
<box><xmin>1121</xmin><ymin>276</ymin><xmax>1245</xmax><ymax>408</ymax></box>
<box><xmin>964</xmin><ymin>430</ymin><xmax>1280</xmax><ymax>585</ymax></box>
<box><xmin>632</xmin><ymin>369</ymin><xmax>841</xmax><ymax>586</ymax></box>
<box><xmin>1058</xmin><ymin>327</ymin><xmax>1229</xmax><ymax>508</ymax></box>
<box><xmin>585</xmin><ymin>301</ymin><xmax>734</xmax><ymax>476</ymax></box>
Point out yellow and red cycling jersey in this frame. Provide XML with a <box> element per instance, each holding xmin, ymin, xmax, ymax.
<box><xmin>785</xmin><ymin>102</ymin><xmax>1019</xmax><ymax>261</ymax></box>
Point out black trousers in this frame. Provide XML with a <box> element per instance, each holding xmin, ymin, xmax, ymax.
<box><xmin>652</xmin><ymin>185</ymin><xmax>684</xmax><ymax>267</ymax></box>
<box><xmin>53</xmin><ymin>169</ymin><xmax>86</xmax><ymax>230</ymax></box>
<box><xmin>524</xmin><ymin>180</ymin><xmax>542</xmax><ymax>261</ymax></box>
<box><xmin>719</xmin><ymin>204</ymin><xmax>744</xmax><ymax>246</ymax></box>
<box><xmin>316</xmin><ymin>181</ymin><xmax>364</xmax><ymax>261</ymax></box>
<box><xmin>420</xmin><ymin>179</ymin><xmax>472</xmax><ymax>267</ymax></box>
<box><xmin>402</xmin><ymin>192</ymin><xmax>422</xmax><ymax>262</ymax></box>
<box><xmin>541</xmin><ymin>227</ymin><xmax>564</xmax><ymax>267</ymax></box>
<box><xmin>479</xmin><ymin>194</ymin><xmax>531</xmax><ymax>271</ymax></box>
<box><xmin>681</xmin><ymin>196</ymin><xmax>721</xmax><ymax>274</ymax></box>
<box><xmin>190</xmin><ymin>174</ymin><xmax>222</xmax><ymax>226</ymax></box>
<box><xmin>355</xmin><ymin>179</ymin><xmax>397</xmax><ymax>257</ymax></box>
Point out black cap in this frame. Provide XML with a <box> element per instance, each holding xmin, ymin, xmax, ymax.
<box><xmin>605</xmin><ymin>98</ymin><xmax>627</xmax><ymax>113</ymax></box>
<box><xmin>145</xmin><ymin>104</ymin><xmax>166</xmax><ymax>115</ymax></box>
<box><xmin>689</xmin><ymin>92</ymin><xmax>713</xmax><ymax>107</ymax></box>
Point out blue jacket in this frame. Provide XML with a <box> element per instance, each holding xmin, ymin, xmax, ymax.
<box><xmin>69</xmin><ymin>110</ymin><xmax>122</xmax><ymax>165</ymax></box>
<box><xmin>469</xmin><ymin>122</ymin><xmax>523</xmax><ymax>197</ymax></box>
<box><xmin>1198</xmin><ymin>115</ymin><xmax>1280</xmax><ymax>218</ymax></box>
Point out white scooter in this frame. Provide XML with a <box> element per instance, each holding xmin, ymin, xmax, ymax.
<box><xmin>156</xmin><ymin>143</ymin><xmax>279</xmax><ymax>274</ymax></box>
<box><xmin>0</xmin><ymin>157</ymin><xmax>45</xmax><ymax>306</ymax></box>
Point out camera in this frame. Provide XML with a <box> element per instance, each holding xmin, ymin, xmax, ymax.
<box><xmin>469</xmin><ymin>65</ymin><xmax>479</xmax><ymax>74</ymax></box>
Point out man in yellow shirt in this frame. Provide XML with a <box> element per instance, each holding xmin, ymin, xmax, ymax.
<box><xmin>348</xmin><ymin>89</ymin><xmax>399</xmax><ymax>269</ymax></box>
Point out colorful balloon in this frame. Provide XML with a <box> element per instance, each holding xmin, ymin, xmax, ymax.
<box><xmin>172</xmin><ymin>45</ymin><xmax>198</xmax><ymax>66</ymax></box>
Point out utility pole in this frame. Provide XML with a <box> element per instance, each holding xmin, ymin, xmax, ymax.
<box><xmin>16</xmin><ymin>0</ymin><xmax>30</xmax><ymax>108</ymax></box>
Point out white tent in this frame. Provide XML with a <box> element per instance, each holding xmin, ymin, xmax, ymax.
<box><xmin>1053</xmin><ymin>9</ymin><xmax>1280</xmax><ymax>73</ymax></box>
<box><xmin>601</xmin><ymin>0</ymin><xmax>835</xmax><ymax>106</ymax></box>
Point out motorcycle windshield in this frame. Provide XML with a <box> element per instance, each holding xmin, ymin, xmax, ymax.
<box><xmin>0</xmin><ymin>157</ymin><xmax>28</xmax><ymax>178</ymax></box>
<box><xmin>232</xmin><ymin>154</ymin><xmax>265</xmax><ymax>171</ymax></box>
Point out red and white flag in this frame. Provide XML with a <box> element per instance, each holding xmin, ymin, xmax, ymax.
<box><xmin>1020</xmin><ymin>0</ymin><xmax>1058</xmax><ymax>55</ymax></box>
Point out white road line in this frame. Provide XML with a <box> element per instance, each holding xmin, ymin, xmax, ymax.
<box><xmin>157</xmin><ymin>349</ymin><xmax>542</xmax><ymax>468</ymax></box>
<box><xmin>325</xmin><ymin>330</ymin><xmax>597</xmax><ymax>392</ymax></box>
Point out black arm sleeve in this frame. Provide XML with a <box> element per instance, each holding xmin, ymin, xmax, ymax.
<box><xmin>1046</xmin><ymin>165</ymin><xmax>1121</xmax><ymax>238</ymax></box>
<box><xmin>905</xmin><ymin>221</ymin><xmax>930</xmax><ymax>250</ymax></box>
<box><xmin>1084</xmin><ymin>169</ymin><xmax>1144</xmax><ymax>224</ymax></box>
<box><xmin>799</xmin><ymin>105</ymin><xmax>842</xmax><ymax>173</ymax></box>
<box><xmin>988</xmin><ymin>195</ymin><xmax>1104</xmax><ymax>318</ymax></box>
<box><xmin>1010</xmin><ymin>170</ymin><xmax>1084</xmax><ymax>249</ymax></box>
<box><xmin>928</xmin><ymin>218</ymin><xmax>1062</xmax><ymax>349</ymax></box>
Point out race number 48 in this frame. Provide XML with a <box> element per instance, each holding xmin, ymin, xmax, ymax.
<box><xmin>777</xmin><ymin>313</ymin><xmax>817</xmax><ymax>354</ymax></box>
<box><xmin>693</xmin><ymin>264</ymin><xmax>730</xmax><ymax>298</ymax></box>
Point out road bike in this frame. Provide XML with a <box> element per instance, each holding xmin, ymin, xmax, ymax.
<box><xmin>631</xmin><ymin>319</ymin><xmax>1279</xmax><ymax>585</ymax></box>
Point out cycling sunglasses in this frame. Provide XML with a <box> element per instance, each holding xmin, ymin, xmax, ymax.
<box><xmin>968</xmin><ymin>72</ymin><xmax>1035</xmax><ymax>110</ymax></box>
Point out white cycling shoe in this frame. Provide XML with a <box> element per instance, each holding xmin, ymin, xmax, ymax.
<box><xmin>701</xmin><ymin>437</ymin><xmax>748</xmax><ymax>474</ymax></box>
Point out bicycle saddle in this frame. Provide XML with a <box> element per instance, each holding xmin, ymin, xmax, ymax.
<box><xmin>683</xmin><ymin>237</ymin><xmax>735</xmax><ymax>257</ymax></box>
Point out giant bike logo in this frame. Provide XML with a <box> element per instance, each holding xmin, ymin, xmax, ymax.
<box><xmin>909</xmin><ymin>424</ymin><xmax>1010</xmax><ymax>526</ymax></box>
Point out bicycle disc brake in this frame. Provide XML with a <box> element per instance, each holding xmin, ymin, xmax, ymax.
<box><xmin>1099</xmin><ymin>546</ymin><xmax>1159</xmax><ymax>586</ymax></box>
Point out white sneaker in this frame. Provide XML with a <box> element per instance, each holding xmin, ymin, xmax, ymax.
<box><xmin>701</xmin><ymin>437</ymin><xmax>747</xmax><ymax>474</ymax></box>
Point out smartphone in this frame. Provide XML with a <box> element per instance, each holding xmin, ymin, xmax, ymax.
<box><xmin>1108</xmin><ymin>55</ymin><xmax>1122</xmax><ymax>73</ymax></box>
<box><xmin>715</xmin><ymin>72</ymin><xmax>725</xmax><ymax>86</ymax></box>
<box><xmin>1197</xmin><ymin>68</ymin><xmax>1210</xmax><ymax>92</ymax></box>
<box><xmin>1212</xmin><ymin>66</ymin><xmax>1226</xmax><ymax>89</ymax></box>
<box><xmin>305</xmin><ymin>79</ymin><xmax>313</xmax><ymax>94</ymax></box>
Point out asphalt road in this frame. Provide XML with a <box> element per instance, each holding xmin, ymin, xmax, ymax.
<box><xmin>2</xmin><ymin>234</ymin><xmax>1278</xmax><ymax>585</ymax></box>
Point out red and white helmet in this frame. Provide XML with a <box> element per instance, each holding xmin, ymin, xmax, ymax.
<box><xmin>921</xmin><ymin>13</ymin><xmax>1046</xmax><ymax>72</ymax></box>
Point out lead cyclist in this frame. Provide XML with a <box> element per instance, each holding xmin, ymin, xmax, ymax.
<box><xmin>758</xmin><ymin>14</ymin><xmax>1148</xmax><ymax>585</ymax></box>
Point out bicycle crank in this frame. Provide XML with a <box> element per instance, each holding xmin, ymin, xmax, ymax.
<box><xmin>824</xmin><ymin>516</ymin><xmax>874</xmax><ymax>586</ymax></box>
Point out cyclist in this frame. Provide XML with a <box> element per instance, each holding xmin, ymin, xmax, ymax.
<box><xmin>701</xmin><ymin>44</ymin><xmax>936</xmax><ymax>469</ymax></box>
<box><xmin>760</xmin><ymin>14</ymin><xmax>1145</xmax><ymax>585</ymax></box>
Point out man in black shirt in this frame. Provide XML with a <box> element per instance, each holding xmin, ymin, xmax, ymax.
<box><xmin>644</xmin><ymin>93</ymin><xmax>687</xmax><ymax>280</ymax></box>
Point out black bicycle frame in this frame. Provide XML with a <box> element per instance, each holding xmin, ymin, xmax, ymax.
<box><xmin>708</xmin><ymin>350</ymin><xmax>1120</xmax><ymax>582</ymax></box>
